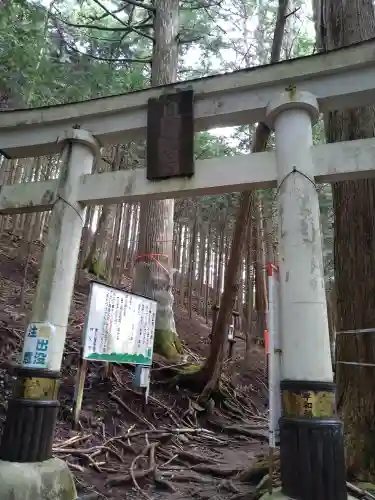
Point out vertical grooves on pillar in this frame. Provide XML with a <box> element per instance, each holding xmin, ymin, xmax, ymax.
<box><xmin>279</xmin><ymin>380</ymin><xmax>346</xmax><ymax>500</ymax></box>
<box><xmin>0</xmin><ymin>400</ymin><xmax>59</xmax><ymax>462</ymax></box>
<box><xmin>0</xmin><ymin>367</ymin><xmax>60</xmax><ymax>462</ymax></box>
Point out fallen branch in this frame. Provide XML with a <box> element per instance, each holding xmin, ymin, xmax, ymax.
<box><xmin>129</xmin><ymin>386</ymin><xmax>181</xmax><ymax>427</ymax></box>
<box><xmin>53</xmin><ymin>446</ymin><xmax>101</xmax><ymax>454</ymax></box>
<box><xmin>176</xmin><ymin>449</ymin><xmax>221</xmax><ymax>465</ymax></box>
<box><xmin>192</xmin><ymin>463</ymin><xmax>243</xmax><ymax>478</ymax></box>
<box><xmin>208</xmin><ymin>418</ymin><xmax>268</xmax><ymax>441</ymax></box>
<box><xmin>110</xmin><ymin>392</ymin><xmax>155</xmax><ymax>429</ymax></box>
<box><xmin>154</xmin><ymin>469</ymin><xmax>178</xmax><ymax>492</ymax></box>
<box><xmin>229</xmin><ymin>491</ymin><xmax>259</xmax><ymax>500</ymax></box>
<box><xmin>106</xmin><ymin>442</ymin><xmax>159</xmax><ymax>489</ymax></box>
<box><xmin>238</xmin><ymin>452</ymin><xmax>280</xmax><ymax>484</ymax></box>
<box><xmin>129</xmin><ymin>444</ymin><xmax>154</xmax><ymax>500</ymax></box>
<box><xmin>158</xmin><ymin>470</ymin><xmax>215</xmax><ymax>483</ymax></box>
<box><xmin>67</xmin><ymin>462</ymin><xmax>85</xmax><ymax>473</ymax></box>
<box><xmin>54</xmin><ymin>434</ymin><xmax>91</xmax><ymax>449</ymax></box>
<box><xmin>219</xmin><ymin>479</ymin><xmax>241</xmax><ymax>494</ymax></box>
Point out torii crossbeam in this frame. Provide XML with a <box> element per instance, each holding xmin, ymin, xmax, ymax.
<box><xmin>0</xmin><ymin>138</ymin><xmax>375</xmax><ymax>213</ymax></box>
<box><xmin>1</xmin><ymin>37</ymin><xmax>375</xmax><ymax>158</ymax></box>
<box><xmin>0</xmin><ymin>39</ymin><xmax>372</xmax><ymax>500</ymax></box>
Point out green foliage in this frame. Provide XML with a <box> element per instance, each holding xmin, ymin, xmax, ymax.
<box><xmin>0</xmin><ymin>1</ymin><xmax>47</xmax><ymax>104</ymax></box>
<box><xmin>0</xmin><ymin>0</ymin><xmax>149</xmax><ymax>106</ymax></box>
<box><xmin>195</xmin><ymin>132</ymin><xmax>240</xmax><ymax>215</ymax></box>
<box><xmin>1</xmin><ymin>0</ymin><xmax>332</xmax><ymax>281</ymax></box>
<box><xmin>195</xmin><ymin>131</ymin><xmax>236</xmax><ymax>160</ymax></box>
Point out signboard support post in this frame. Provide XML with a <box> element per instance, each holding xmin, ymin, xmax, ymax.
<box><xmin>0</xmin><ymin>129</ymin><xmax>99</xmax><ymax>463</ymax></box>
<box><xmin>72</xmin><ymin>355</ymin><xmax>87</xmax><ymax>430</ymax></box>
<box><xmin>133</xmin><ymin>365</ymin><xmax>151</xmax><ymax>405</ymax></box>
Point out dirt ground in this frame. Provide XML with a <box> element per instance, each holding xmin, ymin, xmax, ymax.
<box><xmin>0</xmin><ymin>231</ymin><xmax>269</xmax><ymax>500</ymax></box>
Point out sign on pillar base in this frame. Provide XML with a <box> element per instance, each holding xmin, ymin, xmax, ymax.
<box><xmin>0</xmin><ymin>366</ymin><xmax>60</xmax><ymax>462</ymax></box>
<box><xmin>279</xmin><ymin>380</ymin><xmax>346</xmax><ymax>500</ymax></box>
<box><xmin>0</xmin><ymin>322</ymin><xmax>60</xmax><ymax>462</ymax></box>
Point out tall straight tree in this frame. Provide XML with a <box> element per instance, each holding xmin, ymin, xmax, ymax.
<box><xmin>40</xmin><ymin>0</ymin><xmax>223</xmax><ymax>359</ymax></box>
<box><xmin>132</xmin><ymin>0</ymin><xmax>181</xmax><ymax>359</ymax></box>
<box><xmin>182</xmin><ymin>0</ymin><xmax>290</xmax><ymax>397</ymax></box>
<box><xmin>313</xmin><ymin>0</ymin><xmax>375</xmax><ymax>480</ymax></box>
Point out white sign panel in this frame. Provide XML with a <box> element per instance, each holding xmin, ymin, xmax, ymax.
<box><xmin>83</xmin><ymin>281</ymin><xmax>157</xmax><ymax>365</ymax></box>
<box><xmin>267</xmin><ymin>264</ymin><xmax>282</xmax><ymax>448</ymax></box>
<box><xmin>21</xmin><ymin>322</ymin><xmax>55</xmax><ymax>369</ymax></box>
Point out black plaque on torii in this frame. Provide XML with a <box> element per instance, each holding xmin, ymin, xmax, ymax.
<box><xmin>146</xmin><ymin>89</ymin><xmax>194</xmax><ymax>181</ymax></box>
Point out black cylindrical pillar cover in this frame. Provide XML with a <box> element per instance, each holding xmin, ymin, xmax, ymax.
<box><xmin>0</xmin><ymin>366</ymin><xmax>60</xmax><ymax>462</ymax></box>
<box><xmin>279</xmin><ymin>380</ymin><xmax>347</xmax><ymax>500</ymax></box>
<box><xmin>280</xmin><ymin>417</ymin><xmax>347</xmax><ymax>500</ymax></box>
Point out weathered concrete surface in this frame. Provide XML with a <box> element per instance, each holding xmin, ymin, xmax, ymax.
<box><xmin>0</xmin><ymin>458</ymin><xmax>76</xmax><ymax>500</ymax></box>
<box><xmin>2</xmin><ymin>37</ymin><xmax>375</xmax><ymax>158</ymax></box>
<box><xmin>260</xmin><ymin>487</ymin><xmax>355</xmax><ymax>499</ymax></box>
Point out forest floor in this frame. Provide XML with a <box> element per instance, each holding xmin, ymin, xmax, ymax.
<box><xmin>0</xmin><ymin>231</ymin><xmax>270</xmax><ymax>500</ymax></box>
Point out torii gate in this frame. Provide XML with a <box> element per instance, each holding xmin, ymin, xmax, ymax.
<box><xmin>0</xmin><ymin>38</ymin><xmax>374</xmax><ymax>500</ymax></box>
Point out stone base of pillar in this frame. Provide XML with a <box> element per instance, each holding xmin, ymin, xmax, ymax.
<box><xmin>0</xmin><ymin>458</ymin><xmax>76</xmax><ymax>500</ymax></box>
<box><xmin>279</xmin><ymin>380</ymin><xmax>346</xmax><ymax>500</ymax></box>
<box><xmin>259</xmin><ymin>487</ymin><xmax>355</xmax><ymax>500</ymax></box>
<box><xmin>0</xmin><ymin>366</ymin><xmax>60</xmax><ymax>462</ymax></box>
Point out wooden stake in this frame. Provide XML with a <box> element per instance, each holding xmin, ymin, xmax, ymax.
<box><xmin>72</xmin><ymin>354</ymin><xmax>87</xmax><ymax>430</ymax></box>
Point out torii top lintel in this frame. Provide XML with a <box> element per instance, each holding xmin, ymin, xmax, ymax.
<box><xmin>2</xmin><ymin>38</ymin><xmax>375</xmax><ymax>158</ymax></box>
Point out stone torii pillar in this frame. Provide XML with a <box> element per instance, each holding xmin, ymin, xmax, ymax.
<box><xmin>265</xmin><ymin>91</ymin><xmax>347</xmax><ymax>500</ymax></box>
<box><xmin>0</xmin><ymin>129</ymin><xmax>99</xmax><ymax>500</ymax></box>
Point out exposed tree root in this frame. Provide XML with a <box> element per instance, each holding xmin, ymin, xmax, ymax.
<box><xmin>238</xmin><ymin>452</ymin><xmax>280</xmax><ymax>484</ymax></box>
<box><xmin>173</xmin><ymin>364</ymin><xmax>213</xmax><ymax>394</ymax></box>
<box><xmin>153</xmin><ymin>469</ymin><xmax>177</xmax><ymax>492</ymax></box>
<box><xmin>175</xmin><ymin>368</ymin><xmax>266</xmax><ymax>421</ymax></box>
<box><xmin>219</xmin><ymin>479</ymin><xmax>241</xmax><ymax>494</ymax></box>
<box><xmin>192</xmin><ymin>463</ymin><xmax>243</xmax><ymax>477</ymax></box>
<box><xmin>158</xmin><ymin>470</ymin><xmax>215</xmax><ymax>483</ymax></box>
<box><xmin>207</xmin><ymin>416</ymin><xmax>268</xmax><ymax>442</ymax></box>
<box><xmin>238</xmin><ymin>451</ymin><xmax>375</xmax><ymax>500</ymax></box>
<box><xmin>106</xmin><ymin>442</ymin><xmax>159</xmax><ymax>488</ymax></box>
<box><xmin>176</xmin><ymin>450</ymin><xmax>221</xmax><ymax>465</ymax></box>
<box><xmin>55</xmin><ymin>360</ymin><xmax>268</xmax><ymax>498</ymax></box>
<box><xmin>229</xmin><ymin>492</ymin><xmax>260</xmax><ymax>500</ymax></box>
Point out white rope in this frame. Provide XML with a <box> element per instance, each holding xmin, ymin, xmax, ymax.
<box><xmin>336</xmin><ymin>328</ymin><xmax>375</xmax><ymax>335</ymax></box>
<box><xmin>336</xmin><ymin>361</ymin><xmax>375</xmax><ymax>368</ymax></box>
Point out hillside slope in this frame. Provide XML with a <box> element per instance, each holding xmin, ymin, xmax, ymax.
<box><xmin>0</xmin><ymin>231</ymin><xmax>267</xmax><ymax>500</ymax></box>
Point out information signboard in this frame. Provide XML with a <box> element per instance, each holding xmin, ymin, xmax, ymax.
<box><xmin>83</xmin><ymin>281</ymin><xmax>157</xmax><ymax>365</ymax></box>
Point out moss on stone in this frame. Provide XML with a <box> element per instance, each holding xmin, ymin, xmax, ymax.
<box><xmin>357</xmin><ymin>482</ymin><xmax>375</xmax><ymax>493</ymax></box>
<box><xmin>0</xmin><ymin>458</ymin><xmax>76</xmax><ymax>500</ymax></box>
<box><xmin>83</xmin><ymin>257</ymin><xmax>106</xmax><ymax>279</ymax></box>
<box><xmin>260</xmin><ymin>488</ymin><xmax>355</xmax><ymax>500</ymax></box>
<box><xmin>177</xmin><ymin>363</ymin><xmax>201</xmax><ymax>374</ymax></box>
<box><xmin>153</xmin><ymin>328</ymin><xmax>183</xmax><ymax>360</ymax></box>
<box><xmin>41</xmin><ymin>459</ymin><xmax>76</xmax><ymax>500</ymax></box>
